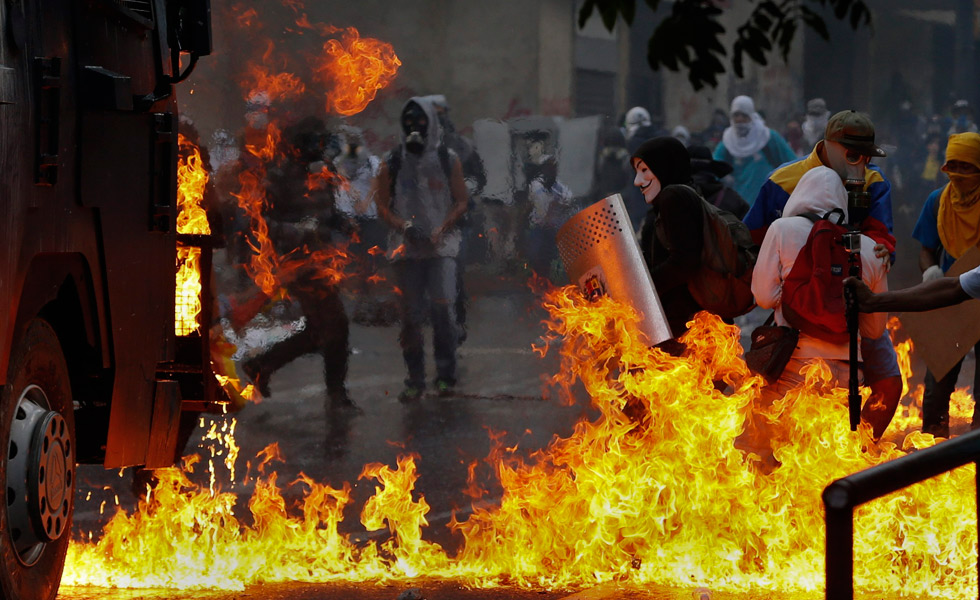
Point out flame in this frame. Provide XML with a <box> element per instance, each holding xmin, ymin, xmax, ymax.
<box><xmin>242</xmin><ymin>62</ymin><xmax>306</xmax><ymax>104</ymax></box>
<box><xmin>65</xmin><ymin>285</ymin><xmax>979</xmax><ymax>596</ymax></box>
<box><xmin>174</xmin><ymin>135</ymin><xmax>211</xmax><ymax>336</ymax></box>
<box><xmin>315</xmin><ymin>26</ymin><xmax>401</xmax><ymax>116</ymax></box>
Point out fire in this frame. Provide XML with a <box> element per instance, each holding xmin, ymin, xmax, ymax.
<box><xmin>174</xmin><ymin>134</ymin><xmax>211</xmax><ymax>336</ymax></box>
<box><xmin>315</xmin><ymin>26</ymin><xmax>401</xmax><ymax>116</ymax></box>
<box><xmin>65</xmin><ymin>285</ymin><xmax>978</xmax><ymax>596</ymax></box>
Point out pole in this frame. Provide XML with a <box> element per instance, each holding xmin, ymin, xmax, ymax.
<box><xmin>846</xmin><ymin>250</ymin><xmax>860</xmax><ymax>431</ymax></box>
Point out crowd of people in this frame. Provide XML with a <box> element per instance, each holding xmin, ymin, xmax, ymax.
<box><xmin>625</xmin><ymin>95</ymin><xmax>980</xmax><ymax>447</ymax></box>
<box><xmin>202</xmin><ymin>88</ymin><xmax>980</xmax><ymax>448</ymax></box>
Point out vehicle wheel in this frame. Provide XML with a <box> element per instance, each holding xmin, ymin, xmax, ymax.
<box><xmin>0</xmin><ymin>319</ymin><xmax>75</xmax><ymax>600</ymax></box>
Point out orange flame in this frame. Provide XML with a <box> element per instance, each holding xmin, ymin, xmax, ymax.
<box><xmin>174</xmin><ymin>135</ymin><xmax>211</xmax><ymax>336</ymax></box>
<box><xmin>242</xmin><ymin>63</ymin><xmax>306</xmax><ymax>104</ymax></box>
<box><xmin>315</xmin><ymin>26</ymin><xmax>401</xmax><ymax>116</ymax></box>
<box><xmin>64</xmin><ymin>288</ymin><xmax>979</xmax><ymax>595</ymax></box>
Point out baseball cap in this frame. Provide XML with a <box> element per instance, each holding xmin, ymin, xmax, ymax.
<box><xmin>824</xmin><ymin>110</ymin><xmax>886</xmax><ymax>157</ymax></box>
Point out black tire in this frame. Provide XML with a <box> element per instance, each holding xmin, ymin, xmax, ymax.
<box><xmin>0</xmin><ymin>319</ymin><xmax>75</xmax><ymax>600</ymax></box>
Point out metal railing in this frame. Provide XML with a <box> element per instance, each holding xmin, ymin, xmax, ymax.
<box><xmin>823</xmin><ymin>427</ymin><xmax>980</xmax><ymax>599</ymax></box>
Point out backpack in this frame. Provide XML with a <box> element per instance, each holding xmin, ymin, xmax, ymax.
<box><xmin>683</xmin><ymin>186</ymin><xmax>759</xmax><ymax>320</ymax></box>
<box><xmin>780</xmin><ymin>208</ymin><xmax>852</xmax><ymax>344</ymax></box>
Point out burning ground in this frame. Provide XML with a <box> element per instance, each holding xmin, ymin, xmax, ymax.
<box><xmin>62</xmin><ymin>287</ymin><xmax>978</xmax><ymax>598</ymax></box>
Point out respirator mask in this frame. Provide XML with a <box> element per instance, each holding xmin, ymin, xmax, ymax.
<box><xmin>401</xmin><ymin>102</ymin><xmax>428</xmax><ymax>155</ymax></box>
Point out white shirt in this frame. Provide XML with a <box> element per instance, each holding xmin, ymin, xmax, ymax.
<box><xmin>961</xmin><ymin>264</ymin><xmax>980</xmax><ymax>299</ymax></box>
<box><xmin>751</xmin><ymin>167</ymin><xmax>887</xmax><ymax>361</ymax></box>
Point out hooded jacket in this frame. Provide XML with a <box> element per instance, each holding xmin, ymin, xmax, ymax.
<box><xmin>388</xmin><ymin>96</ymin><xmax>462</xmax><ymax>259</ymax></box>
<box><xmin>751</xmin><ymin>166</ymin><xmax>887</xmax><ymax>361</ymax></box>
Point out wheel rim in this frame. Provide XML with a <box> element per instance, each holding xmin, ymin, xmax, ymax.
<box><xmin>6</xmin><ymin>384</ymin><xmax>74</xmax><ymax>566</ymax></box>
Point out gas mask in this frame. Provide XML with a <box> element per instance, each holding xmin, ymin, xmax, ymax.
<box><xmin>401</xmin><ymin>102</ymin><xmax>429</xmax><ymax>155</ymax></box>
<box><xmin>845</xmin><ymin>178</ymin><xmax>870</xmax><ymax>225</ymax></box>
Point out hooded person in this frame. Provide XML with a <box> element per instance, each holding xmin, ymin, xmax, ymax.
<box><xmin>748</xmin><ymin>166</ymin><xmax>890</xmax><ymax>443</ymax></box>
<box><xmin>374</xmin><ymin>96</ymin><xmax>470</xmax><ymax>401</ymax></box>
<box><xmin>624</xmin><ymin>106</ymin><xmax>652</xmax><ymax>142</ymax></box>
<box><xmin>911</xmin><ymin>131</ymin><xmax>980</xmax><ymax>437</ymax></box>
<box><xmin>631</xmin><ymin>136</ymin><xmax>706</xmax><ymax>339</ymax></box>
<box><xmin>713</xmin><ymin>95</ymin><xmax>797</xmax><ymax>205</ymax></box>
<box><xmin>802</xmin><ymin>98</ymin><xmax>830</xmax><ymax>149</ymax></box>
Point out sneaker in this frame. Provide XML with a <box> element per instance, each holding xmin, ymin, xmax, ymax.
<box><xmin>327</xmin><ymin>390</ymin><xmax>363</xmax><ymax>414</ymax></box>
<box><xmin>435</xmin><ymin>379</ymin><xmax>455</xmax><ymax>398</ymax></box>
<box><xmin>398</xmin><ymin>385</ymin><xmax>424</xmax><ymax>403</ymax></box>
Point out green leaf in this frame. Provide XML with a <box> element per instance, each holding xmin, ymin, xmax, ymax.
<box><xmin>800</xmin><ymin>6</ymin><xmax>830</xmax><ymax>40</ymax></box>
<box><xmin>577</xmin><ymin>0</ymin><xmax>598</xmax><ymax>29</ymax></box>
<box><xmin>849</xmin><ymin>3</ymin><xmax>872</xmax><ymax>29</ymax></box>
<box><xmin>832</xmin><ymin>0</ymin><xmax>853</xmax><ymax>20</ymax></box>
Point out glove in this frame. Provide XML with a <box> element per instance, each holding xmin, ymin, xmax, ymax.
<box><xmin>922</xmin><ymin>264</ymin><xmax>943</xmax><ymax>282</ymax></box>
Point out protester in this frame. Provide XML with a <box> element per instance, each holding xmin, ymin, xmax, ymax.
<box><xmin>632</xmin><ymin>137</ymin><xmax>705</xmax><ymax>340</ymax></box>
<box><xmin>909</xmin><ymin>132</ymin><xmax>980</xmax><ymax>437</ymax></box>
<box><xmin>908</xmin><ymin>132</ymin><xmax>947</xmax><ymax>207</ymax></box>
<box><xmin>712</xmin><ymin>95</ymin><xmax>797</xmax><ymax>204</ymax></box>
<box><xmin>744</xmin><ymin>167</ymin><xmax>889</xmax><ymax>455</ymax></box>
<box><xmin>334</xmin><ymin>126</ymin><xmax>390</xmax><ymax>326</ymax></box>
<box><xmin>523</xmin><ymin>154</ymin><xmax>575</xmax><ymax>277</ymax></box>
<box><xmin>700</xmin><ymin>108</ymin><xmax>729</xmax><ymax>149</ymax></box>
<box><xmin>802</xmin><ymin>98</ymin><xmax>830</xmax><ymax>150</ymax></box>
<box><xmin>241</xmin><ymin>116</ymin><xmax>357</xmax><ymax>412</ymax></box>
<box><xmin>782</xmin><ymin>119</ymin><xmax>807</xmax><ymax>157</ymax></box>
<box><xmin>624</xmin><ymin>106</ymin><xmax>653</xmax><ymax>143</ymax></box>
<box><xmin>949</xmin><ymin>99</ymin><xmax>978</xmax><ymax>136</ymax></box>
<box><xmin>374</xmin><ymin>96</ymin><xmax>469</xmax><ymax>401</ymax></box>
<box><xmin>752</xmin><ymin>166</ymin><xmax>888</xmax><ymax>395</ymax></box>
<box><xmin>743</xmin><ymin>109</ymin><xmax>903</xmax><ymax>436</ymax></box>
<box><xmin>688</xmin><ymin>145</ymin><xmax>749</xmax><ymax>219</ymax></box>
<box><xmin>671</xmin><ymin>125</ymin><xmax>692</xmax><ymax>147</ymax></box>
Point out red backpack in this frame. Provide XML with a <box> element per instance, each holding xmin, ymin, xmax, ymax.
<box><xmin>781</xmin><ymin>209</ymin><xmax>853</xmax><ymax>344</ymax></box>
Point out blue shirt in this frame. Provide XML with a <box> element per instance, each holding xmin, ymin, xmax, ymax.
<box><xmin>743</xmin><ymin>144</ymin><xmax>894</xmax><ymax>247</ymax></box>
<box><xmin>911</xmin><ymin>186</ymin><xmax>956</xmax><ymax>272</ymax></box>
<box><xmin>713</xmin><ymin>130</ymin><xmax>797</xmax><ymax>208</ymax></box>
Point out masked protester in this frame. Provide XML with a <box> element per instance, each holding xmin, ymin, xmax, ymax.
<box><xmin>743</xmin><ymin>109</ymin><xmax>903</xmax><ymax>441</ymax></box>
<box><xmin>911</xmin><ymin>132</ymin><xmax>980</xmax><ymax>437</ymax></box>
<box><xmin>712</xmin><ymin>95</ymin><xmax>798</xmax><ymax>204</ymax></box>
<box><xmin>738</xmin><ymin>168</ymin><xmax>890</xmax><ymax>467</ymax></box>
<box><xmin>374</xmin><ymin>96</ymin><xmax>469</xmax><ymax>401</ymax></box>
<box><xmin>624</xmin><ymin>106</ymin><xmax>652</xmax><ymax>144</ymax></box>
<box><xmin>802</xmin><ymin>98</ymin><xmax>830</xmax><ymax>150</ymax></box>
<box><xmin>632</xmin><ymin>137</ymin><xmax>705</xmax><ymax>343</ymax></box>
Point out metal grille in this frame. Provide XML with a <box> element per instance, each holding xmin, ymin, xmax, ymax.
<box><xmin>557</xmin><ymin>197</ymin><xmax>626</xmax><ymax>268</ymax></box>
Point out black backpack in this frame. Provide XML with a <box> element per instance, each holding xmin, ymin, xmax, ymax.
<box><xmin>682</xmin><ymin>185</ymin><xmax>759</xmax><ymax>320</ymax></box>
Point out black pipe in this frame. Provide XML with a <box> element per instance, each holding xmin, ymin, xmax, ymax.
<box><xmin>823</xmin><ymin>427</ymin><xmax>980</xmax><ymax>599</ymax></box>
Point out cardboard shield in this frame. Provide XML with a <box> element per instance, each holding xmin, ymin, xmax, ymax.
<box><xmin>899</xmin><ymin>246</ymin><xmax>980</xmax><ymax>379</ymax></box>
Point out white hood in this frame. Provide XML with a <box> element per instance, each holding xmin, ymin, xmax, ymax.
<box><xmin>782</xmin><ymin>166</ymin><xmax>848</xmax><ymax>221</ymax></box>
